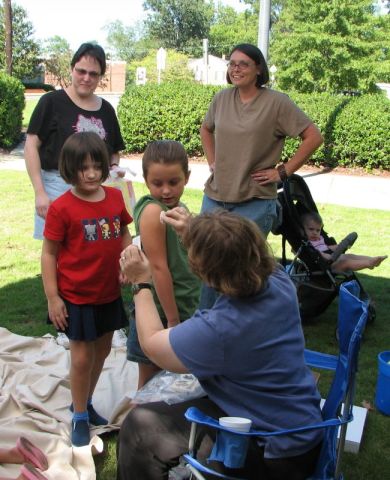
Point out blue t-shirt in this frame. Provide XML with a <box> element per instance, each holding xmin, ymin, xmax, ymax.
<box><xmin>169</xmin><ymin>266</ymin><xmax>323</xmax><ymax>458</ymax></box>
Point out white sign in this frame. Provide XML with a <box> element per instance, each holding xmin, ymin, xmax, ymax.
<box><xmin>157</xmin><ymin>47</ymin><xmax>167</xmax><ymax>71</ymax></box>
<box><xmin>136</xmin><ymin>67</ymin><xmax>147</xmax><ymax>85</ymax></box>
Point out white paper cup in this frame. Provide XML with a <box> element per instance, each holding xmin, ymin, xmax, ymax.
<box><xmin>219</xmin><ymin>416</ymin><xmax>252</xmax><ymax>433</ymax></box>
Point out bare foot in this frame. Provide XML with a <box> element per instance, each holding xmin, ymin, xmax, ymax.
<box><xmin>369</xmin><ymin>255</ymin><xmax>388</xmax><ymax>269</ymax></box>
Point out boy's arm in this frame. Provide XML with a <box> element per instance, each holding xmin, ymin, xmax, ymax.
<box><xmin>139</xmin><ymin>204</ymin><xmax>180</xmax><ymax>328</ymax></box>
<box><xmin>121</xmin><ymin>225</ymin><xmax>132</xmax><ymax>249</ymax></box>
<box><xmin>119</xmin><ymin>226</ymin><xmax>132</xmax><ymax>284</ymax></box>
<box><xmin>41</xmin><ymin>238</ymin><xmax>68</xmax><ymax>330</ymax></box>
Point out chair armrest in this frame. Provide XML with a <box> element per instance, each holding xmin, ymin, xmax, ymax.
<box><xmin>185</xmin><ymin>407</ymin><xmax>352</xmax><ymax>438</ymax></box>
<box><xmin>304</xmin><ymin>349</ymin><xmax>338</xmax><ymax>370</ymax></box>
<box><xmin>183</xmin><ymin>454</ymin><xmax>245</xmax><ymax>480</ymax></box>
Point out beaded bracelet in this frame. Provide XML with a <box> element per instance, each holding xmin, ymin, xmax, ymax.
<box><xmin>277</xmin><ymin>164</ymin><xmax>288</xmax><ymax>182</ymax></box>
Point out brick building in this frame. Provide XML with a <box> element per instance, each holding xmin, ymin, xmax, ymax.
<box><xmin>44</xmin><ymin>61</ymin><xmax>126</xmax><ymax>93</ymax></box>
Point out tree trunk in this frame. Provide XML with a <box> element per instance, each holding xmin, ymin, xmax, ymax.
<box><xmin>4</xmin><ymin>0</ymin><xmax>13</xmax><ymax>75</ymax></box>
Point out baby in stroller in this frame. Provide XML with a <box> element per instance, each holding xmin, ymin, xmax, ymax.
<box><xmin>301</xmin><ymin>212</ymin><xmax>387</xmax><ymax>272</ymax></box>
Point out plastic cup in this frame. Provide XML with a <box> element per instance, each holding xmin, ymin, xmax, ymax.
<box><xmin>219</xmin><ymin>416</ymin><xmax>252</xmax><ymax>433</ymax></box>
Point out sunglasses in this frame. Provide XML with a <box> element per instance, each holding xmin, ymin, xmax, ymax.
<box><xmin>74</xmin><ymin>67</ymin><xmax>101</xmax><ymax>79</ymax></box>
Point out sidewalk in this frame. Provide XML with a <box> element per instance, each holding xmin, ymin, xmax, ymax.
<box><xmin>1</xmin><ymin>142</ymin><xmax>389</xmax><ymax>211</ymax></box>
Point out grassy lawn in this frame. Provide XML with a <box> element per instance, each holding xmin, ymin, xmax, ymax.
<box><xmin>23</xmin><ymin>98</ymin><xmax>39</xmax><ymax>130</ymax></box>
<box><xmin>0</xmin><ymin>170</ymin><xmax>389</xmax><ymax>479</ymax></box>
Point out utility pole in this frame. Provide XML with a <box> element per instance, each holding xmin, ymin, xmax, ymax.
<box><xmin>4</xmin><ymin>0</ymin><xmax>13</xmax><ymax>75</ymax></box>
<box><xmin>258</xmin><ymin>0</ymin><xmax>271</xmax><ymax>62</ymax></box>
<box><xmin>203</xmin><ymin>38</ymin><xmax>209</xmax><ymax>85</ymax></box>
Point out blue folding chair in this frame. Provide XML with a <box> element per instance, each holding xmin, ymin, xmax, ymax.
<box><xmin>182</xmin><ymin>280</ymin><xmax>369</xmax><ymax>480</ymax></box>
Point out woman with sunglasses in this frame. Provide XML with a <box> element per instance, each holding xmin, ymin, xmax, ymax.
<box><xmin>24</xmin><ymin>43</ymin><xmax>124</xmax><ymax>240</ymax></box>
<box><xmin>199</xmin><ymin>43</ymin><xmax>323</xmax><ymax>308</ymax></box>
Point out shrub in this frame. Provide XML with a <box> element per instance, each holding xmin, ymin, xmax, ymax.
<box><xmin>118</xmin><ymin>81</ymin><xmax>221</xmax><ymax>155</ymax></box>
<box><xmin>0</xmin><ymin>73</ymin><xmax>25</xmax><ymax>148</ymax></box>
<box><xmin>282</xmin><ymin>92</ymin><xmax>389</xmax><ymax>170</ymax></box>
<box><xmin>331</xmin><ymin>94</ymin><xmax>390</xmax><ymax>170</ymax></box>
<box><xmin>118</xmin><ymin>82</ymin><xmax>389</xmax><ymax>170</ymax></box>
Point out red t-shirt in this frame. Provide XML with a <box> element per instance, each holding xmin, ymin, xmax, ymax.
<box><xmin>44</xmin><ymin>186</ymin><xmax>132</xmax><ymax>305</ymax></box>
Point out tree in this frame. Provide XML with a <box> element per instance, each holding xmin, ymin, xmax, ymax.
<box><xmin>270</xmin><ymin>0</ymin><xmax>390</xmax><ymax>93</ymax></box>
<box><xmin>43</xmin><ymin>36</ymin><xmax>73</xmax><ymax>88</ymax></box>
<box><xmin>105</xmin><ymin>20</ymin><xmax>138</xmax><ymax>61</ymax></box>
<box><xmin>209</xmin><ymin>6</ymin><xmax>257</xmax><ymax>57</ymax></box>
<box><xmin>104</xmin><ymin>20</ymin><xmax>156</xmax><ymax>62</ymax></box>
<box><xmin>4</xmin><ymin>0</ymin><xmax>12</xmax><ymax>75</ymax></box>
<box><xmin>127</xmin><ymin>48</ymin><xmax>194</xmax><ymax>85</ymax></box>
<box><xmin>0</xmin><ymin>3</ymin><xmax>40</xmax><ymax>80</ymax></box>
<box><xmin>143</xmin><ymin>0</ymin><xmax>213</xmax><ymax>56</ymax></box>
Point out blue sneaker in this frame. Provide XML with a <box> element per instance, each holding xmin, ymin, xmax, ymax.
<box><xmin>70</xmin><ymin>403</ymin><xmax>108</xmax><ymax>426</ymax></box>
<box><xmin>71</xmin><ymin>419</ymin><xmax>90</xmax><ymax>447</ymax></box>
<box><xmin>87</xmin><ymin>404</ymin><xmax>108</xmax><ymax>426</ymax></box>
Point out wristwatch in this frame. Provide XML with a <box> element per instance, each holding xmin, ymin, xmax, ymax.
<box><xmin>132</xmin><ymin>283</ymin><xmax>152</xmax><ymax>295</ymax></box>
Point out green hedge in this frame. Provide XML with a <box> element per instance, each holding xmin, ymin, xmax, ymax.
<box><xmin>118</xmin><ymin>83</ymin><xmax>389</xmax><ymax>170</ymax></box>
<box><xmin>284</xmin><ymin>92</ymin><xmax>390</xmax><ymax>170</ymax></box>
<box><xmin>331</xmin><ymin>95</ymin><xmax>390</xmax><ymax>170</ymax></box>
<box><xmin>0</xmin><ymin>73</ymin><xmax>25</xmax><ymax>148</ymax></box>
<box><xmin>118</xmin><ymin>81</ymin><xmax>221</xmax><ymax>155</ymax></box>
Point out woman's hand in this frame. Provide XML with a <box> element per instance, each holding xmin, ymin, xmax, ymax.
<box><xmin>35</xmin><ymin>191</ymin><xmax>51</xmax><ymax>219</ymax></box>
<box><xmin>160</xmin><ymin>207</ymin><xmax>191</xmax><ymax>236</ymax></box>
<box><xmin>251</xmin><ymin>168</ymin><xmax>281</xmax><ymax>185</ymax></box>
<box><xmin>120</xmin><ymin>245</ymin><xmax>152</xmax><ymax>284</ymax></box>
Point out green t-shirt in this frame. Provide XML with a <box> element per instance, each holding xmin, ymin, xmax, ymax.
<box><xmin>134</xmin><ymin>195</ymin><xmax>201</xmax><ymax>322</ymax></box>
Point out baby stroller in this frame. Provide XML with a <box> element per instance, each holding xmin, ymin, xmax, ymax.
<box><xmin>272</xmin><ymin>174</ymin><xmax>375</xmax><ymax>323</ymax></box>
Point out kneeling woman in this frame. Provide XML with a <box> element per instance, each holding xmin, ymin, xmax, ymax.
<box><xmin>117</xmin><ymin>209</ymin><xmax>323</xmax><ymax>480</ymax></box>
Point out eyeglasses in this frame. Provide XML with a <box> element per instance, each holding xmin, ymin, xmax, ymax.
<box><xmin>227</xmin><ymin>60</ymin><xmax>255</xmax><ymax>70</ymax></box>
<box><xmin>74</xmin><ymin>67</ymin><xmax>101</xmax><ymax>79</ymax></box>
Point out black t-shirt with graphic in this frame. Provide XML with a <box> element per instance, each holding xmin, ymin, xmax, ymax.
<box><xmin>27</xmin><ymin>89</ymin><xmax>125</xmax><ymax>170</ymax></box>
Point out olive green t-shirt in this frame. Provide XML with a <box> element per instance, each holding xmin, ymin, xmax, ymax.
<box><xmin>203</xmin><ymin>87</ymin><xmax>313</xmax><ymax>202</ymax></box>
<box><xmin>134</xmin><ymin>195</ymin><xmax>201</xmax><ymax>323</ymax></box>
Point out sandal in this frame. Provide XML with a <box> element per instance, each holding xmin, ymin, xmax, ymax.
<box><xmin>20</xmin><ymin>463</ymin><xmax>48</xmax><ymax>480</ymax></box>
<box><xmin>16</xmin><ymin>438</ymin><xmax>48</xmax><ymax>471</ymax></box>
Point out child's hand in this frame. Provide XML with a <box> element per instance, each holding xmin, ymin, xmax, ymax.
<box><xmin>48</xmin><ymin>296</ymin><xmax>68</xmax><ymax>331</ymax></box>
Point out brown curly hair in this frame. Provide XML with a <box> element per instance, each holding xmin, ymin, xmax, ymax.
<box><xmin>182</xmin><ymin>210</ymin><xmax>276</xmax><ymax>297</ymax></box>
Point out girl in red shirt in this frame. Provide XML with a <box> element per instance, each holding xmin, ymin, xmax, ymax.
<box><xmin>41</xmin><ymin>132</ymin><xmax>132</xmax><ymax>447</ymax></box>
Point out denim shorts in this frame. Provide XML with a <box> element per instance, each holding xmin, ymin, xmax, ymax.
<box><xmin>34</xmin><ymin>170</ymin><xmax>70</xmax><ymax>240</ymax></box>
<box><xmin>127</xmin><ymin>303</ymin><xmax>168</xmax><ymax>365</ymax></box>
<box><xmin>200</xmin><ymin>195</ymin><xmax>278</xmax><ymax>237</ymax></box>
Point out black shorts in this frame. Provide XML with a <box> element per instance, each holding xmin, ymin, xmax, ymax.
<box><xmin>47</xmin><ymin>296</ymin><xmax>127</xmax><ymax>341</ymax></box>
